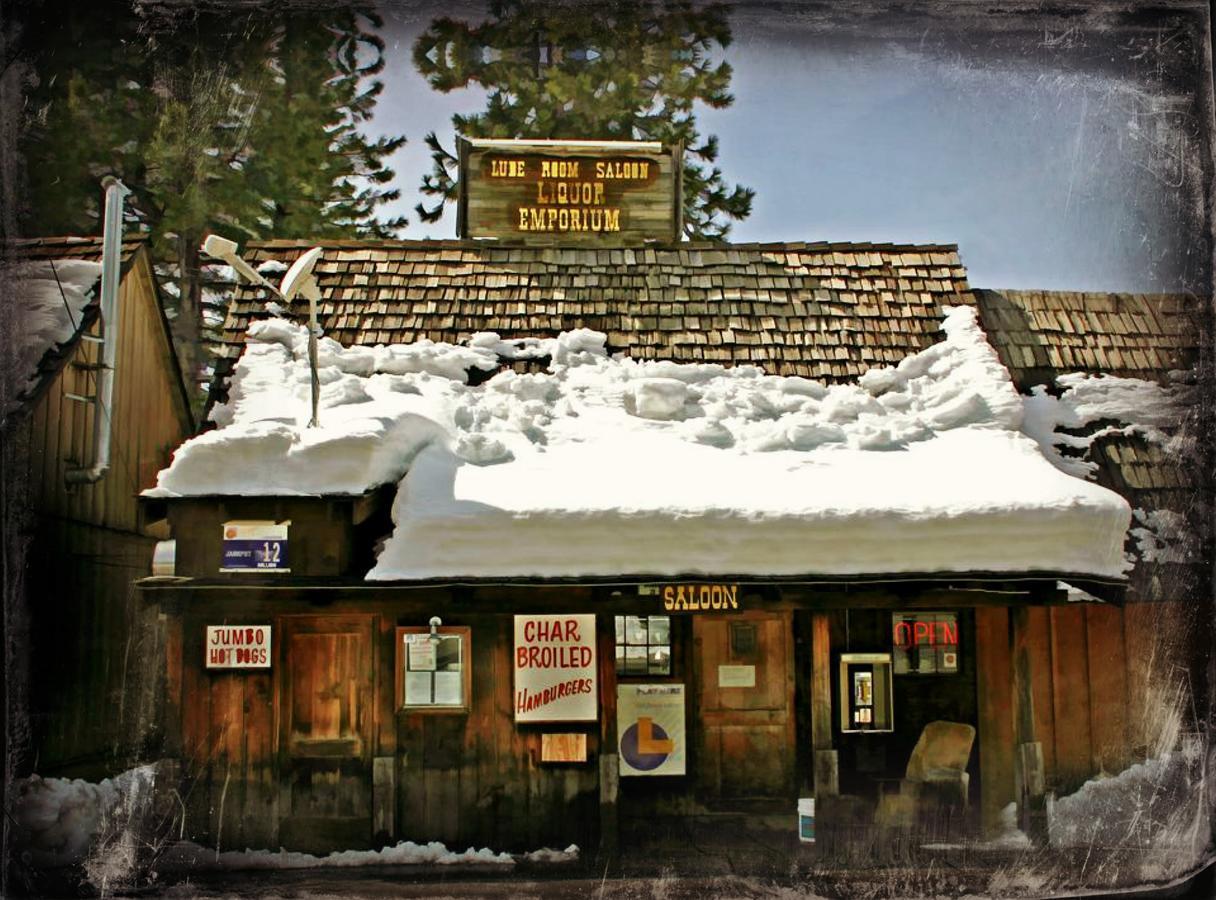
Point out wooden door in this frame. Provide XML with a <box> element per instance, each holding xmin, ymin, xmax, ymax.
<box><xmin>278</xmin><ymin>614</ymin><xmax>377</xmax><ymax>851</ymax></box>
<box><xmin>694</xmin><ymin>611</ymin><xmax>796</xmax><ymax>801</ymax></box>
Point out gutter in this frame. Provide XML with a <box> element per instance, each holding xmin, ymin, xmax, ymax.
<box><xmin>67</xmin><ymin>176</ymin><xmax>132</xmax><ymax>485</ymax></box>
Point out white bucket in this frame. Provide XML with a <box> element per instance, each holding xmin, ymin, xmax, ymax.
<box><xmin>798</xmin><ymin>797</ymin><xmax>815</xmax><ymax>843</ymax></box>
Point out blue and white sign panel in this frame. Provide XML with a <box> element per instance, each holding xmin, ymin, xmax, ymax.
<box><xmin>220</xmin><ymin>521</ymin><xmax>290</xmax><ymax>573</ymax></box>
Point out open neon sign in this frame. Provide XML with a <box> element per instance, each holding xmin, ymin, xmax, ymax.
<box><xmin>892</xmin><ymin>612</ymin><xmax>959</xmax><ymax>674</ymax></box>
<box><xmin>892</xmin><ymin>618</ymin><xmax>958</xmax><ymax>648</ymax></box>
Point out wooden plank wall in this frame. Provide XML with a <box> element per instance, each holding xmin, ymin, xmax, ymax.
<box><xmin>1031</xmin><ymin>601</ymin><xmax>1188</xmax><ymax>792</ymax></box>
<box><xmin>26</xmin><ymin>519</ymin><xmax>166</xmax><ymax>772</ymax></box>
<box><xmin>395</xmin><ymin>615</ymin><xmax>600</xmax><ymax>853</ymax></box>
<box><xmin>22</xmin><ymin>251</ymin><xmax>191</xmax><ymax>532</ymax></box>
<box><xmin>178</xmin><ymin>632</ymin><xmax>277</xmax><ymax>851</ymax></box>
<box><xmin>20</xmin><ymin>249</ymin><xmax>192</xmax><ymax>771</ymax></box>
<box><xmin>977</xmin><ymin>599</ymin><xmax>1192</xmax><ymax>831</ymax></box>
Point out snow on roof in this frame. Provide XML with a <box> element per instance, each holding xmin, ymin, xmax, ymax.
<box><xmin>148</xmin><ymin>305</ymin><xmax>1132</xmax><ymax>581</ymax></box>
<box><xmin>9</xmin><ymin>259</ymin><xmax>102</xmax><ymax>401</ymax></box>
<box><xmin>1022</xmin><ymin>372</ymin><xmax>1192</xmax><ymax>480</ymax></box>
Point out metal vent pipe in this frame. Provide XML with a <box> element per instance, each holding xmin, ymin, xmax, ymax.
<box><xmin>67</xmin><ymin>176</ymin><xmax>131</xmax><ymax>485</ymax></box>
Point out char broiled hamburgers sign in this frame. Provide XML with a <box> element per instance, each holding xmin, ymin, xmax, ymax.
<box><xmin>458</xmin><ymin>138</ymin><xmax>681</xmax><ymax>245</ymax></box>
<box><xmin>514</xmin><ymin>614</ymin><xmax>598</xmax><ymax>722</ymax></box>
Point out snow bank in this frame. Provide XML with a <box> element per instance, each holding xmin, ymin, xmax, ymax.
<box><xmin>150</xmin><ymin>307</ymin><xmax>1131</xmax><ymax>579</ymax></box>
<box><xmin>10</xmin><ymin>765</ymin><xmax>159</xmax><ymax>868</ymax></box>
<box><xmin>157</xmin><ymin>839</ymin><xmax>516</xmax><ymax>870</ymax></box>
<box><xmin>1049</xmin><ymin>749</ymin><xmax>1206</xmax><ymax>855</ymax></box>
<box><xmin>9</xmin><ymin>259</ymin><xmax>102</xmax><ymax>398</ymax></box>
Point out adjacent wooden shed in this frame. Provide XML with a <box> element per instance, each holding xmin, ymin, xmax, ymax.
<box><xmin>6</xmin><ymin>235</ymin><xmax>193</xmax><ymax>774</ymax></box>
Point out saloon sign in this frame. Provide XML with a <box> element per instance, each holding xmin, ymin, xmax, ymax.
<box><xmin>514</xmin><ymin>614</ymin><xmax>597</xmax><ymax>722</ymax></box>
<box><xmin>458</xmin><ymin>138</ymin><xmax>682</xmax><ymax>245</ymax></box>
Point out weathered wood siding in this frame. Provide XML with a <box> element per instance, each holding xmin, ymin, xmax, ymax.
<box><xmin>174</xmin><ymin>604</ymin><xmax>600</xmax><ymax>853</ymax></box>
<box><xmin>976</xmin><ymin>598</ymin><xmax>1192</xmax><ymax>835</ymax></box>
<box><xmin>21</xmin><ymin>248</ymin><xmax>191</xmax><ymax>771</ymax></box>
<box><xmin>394</xmin><ymin>613</ymin><xmax>600</xmax><ymax>852</ymax></box>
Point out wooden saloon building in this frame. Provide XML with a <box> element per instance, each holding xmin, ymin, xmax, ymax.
<box><xmin>137</xmin><ymin>141</ymin><xmax>1204</xmax><ymax>856</ymax></box>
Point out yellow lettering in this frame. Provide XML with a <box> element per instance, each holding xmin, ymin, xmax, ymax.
<box><xmin>518</xmin><ymin>208</ymin><xmax>529</xmax><ymax>230</ymax></box>
<box><xmin>640</xmin><ymin>161</ymin><xmax>649</xmax><ymax>179</ymax></box>
<box><xmin>726</xmin><ymin>584</ymin><xmax>738</xmax><ymax>609</ymax></box>
<box><xmin>605</xmin><ymin>208</ymin><xmax>620</xmax><ymax>231</ymax></box>
<box><xmin>529</xmin><ymin>208</ymin><xmax>545</xmax><ymax>230</ymax></box>
<box><xmin>663</xmin><ymin>586</ymin><xmax>675</xmax><ymax>611</ymax></box>
<box><xmin>594</xmin><ymin>182</ymin><xmax>605</xmax><ymax>205</ymax></box>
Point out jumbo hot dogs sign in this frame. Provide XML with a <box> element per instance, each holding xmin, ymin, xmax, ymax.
<box><xmin>514</xmin><ymin>614</ymin><xmax>597</xmax><ymax>722</ymax></box>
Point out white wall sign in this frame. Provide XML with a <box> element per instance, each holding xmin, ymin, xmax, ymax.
<box><xmin>718</xmin><ymin>664</ymin><xmax>756</xmax><ymax>688</ymax></box>
<box><xmin>206</xmin><ymin>625</ymin><xmax>272</xmax><ymax>669</ymax></box>
<box><xmin>514</xmin><ymin>614</ymin><xmax>597</xmax><ymax>722</ymax></box>
<box><xmin>618</xmin><ymin>684</ymin><xmax>686</xmax><ymax>776</ymax></box>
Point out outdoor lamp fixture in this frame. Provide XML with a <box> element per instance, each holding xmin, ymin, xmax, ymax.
<box><xmin>428</xmin><ymin>616</ymin><xmax>443</xmax><ymax>644</ymax></box>
<box><xmin>199</xmin><ymin>235</ymin><xmax>325</xmax><ymax>429</ymax></box>
<box><xmin>200</xmin><ymin>234</ymin><xmax>283</xmax><ymax>296</ymax></box>
<box><xmin>279</xmin><ymin>247</ymin><xmax>325</xmax><ymax>429</ymax></box>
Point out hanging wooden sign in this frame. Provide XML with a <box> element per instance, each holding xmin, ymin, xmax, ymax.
<box><xmin>457</xmin><ymin>138</ymin><xmax>682</xmax><ymax>245</ymax></box>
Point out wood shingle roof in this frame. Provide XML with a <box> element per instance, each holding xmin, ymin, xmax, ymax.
<box><xmin>226</xmin><ymin>239</ymin><xmax>975</xmax><ymax>382</ymax></box>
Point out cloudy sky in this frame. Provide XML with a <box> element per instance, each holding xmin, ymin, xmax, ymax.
<box><xmin>367</xmin><ymin>3</ymin><xmax>1210</xmax><ymax>294</ymax></box>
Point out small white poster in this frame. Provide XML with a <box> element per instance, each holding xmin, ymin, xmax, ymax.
<box><xmin>407</xmin><ymin>636</ymin><xmax>437</xmax><ymax>671</ymax></box>
<box><xmin>618</xmin><ymin>684</ymin><xmax>686</xmax><ymax>776</ymax></box>
<box><xmin>718</xmin><ymin>664</ymin><xmax>756</xmax><ymax>688</ymax></box>
<box><xmin>514</xmin><ymin>615</ymin><xmax>598</xmax><ymax>722</ymax></box>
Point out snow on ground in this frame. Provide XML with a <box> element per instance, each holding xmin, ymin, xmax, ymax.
<box><xmin>149</xmin><ymin>306</ymin><xmax>1132</xmax><ymax>579</ymax></box>
<box><xmin>9</xmin><ymin>258</ymin><xmax>102</xmax><ymax>398</ymax></box>
<box><xmin>157</xmin><ymin>840</ymin><xmax>517</xmax><ymax>870</ymax></box>
<box><xmin>10</xmin><ymin>765</ymin><xmax>159</xmax><ymax>868</ymax></box>
<box><xmin>1048</xmin><ymin>748</ymin><xmax>1208</xmax><ymax>871</ymax></box>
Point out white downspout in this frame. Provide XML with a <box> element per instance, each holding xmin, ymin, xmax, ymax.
<box><xmin>67</xmin><ymin>176</ymin><xmax>131</xmax><ymax>485</ymax></box>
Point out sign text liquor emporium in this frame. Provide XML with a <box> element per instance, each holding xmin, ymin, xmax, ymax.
<box><xmin>458</xmin><ymin>138</ymin><xmax>682</xmax><ymax>245</ymax></box>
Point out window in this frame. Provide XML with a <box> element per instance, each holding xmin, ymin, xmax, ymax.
<box><xmin>614</xmin><ymin>615</ymin><xmax>671</xmax><ymax>676</ymax></box>
<box><xmin>892</xmin><ymin>612</ymin><xmax>959</xmax><ymax>674</ymax></box>
<box><xmin>396</xmin><ymin>626</ymin><xmax>470</xmax><ymax>711</ymax></box>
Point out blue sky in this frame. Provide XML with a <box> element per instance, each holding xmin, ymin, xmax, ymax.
<box><xmin>369</xmin><ymin>5</ymin><xmax>1206</xmax><ymax>294</ymax></box>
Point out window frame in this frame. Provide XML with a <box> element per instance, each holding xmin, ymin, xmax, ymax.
<box><xmin>613</xmin><ymin>614</ymin><xmax>677</xmax><ymax>679</ymax></box>
<box><xmin>395</xmin><ymin>625</ymin><xmax>472</xmax><ymax>714</ymax></box>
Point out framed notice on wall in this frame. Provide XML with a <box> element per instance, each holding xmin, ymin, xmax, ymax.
<box><xmin>514</xmin><ymin>614</ymin><xmax>597</xmax><ymax>722</ymax></box>
<box><xmin>617</xmin><ymin>684</ymin><xmax>686</xmax><ymax>777</ymax></box>
<box><xmin>396</xmin><ymin>627</ymin><xmax>470</xmax><ymax>711</ymax></box>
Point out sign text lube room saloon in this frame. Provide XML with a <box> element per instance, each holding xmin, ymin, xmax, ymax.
<box><xmin>487</xmin><ymin>156</ymin><xmax>656</xmax><ymax>234</ymax></box>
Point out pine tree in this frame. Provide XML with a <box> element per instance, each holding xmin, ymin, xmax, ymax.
<box><xmin>20</xmin><ymin>3</ymin><xmax>406</xmax><ymax>400</ymax></box>
<box><xmin>412</xmin><ymin>0</ymin><xmax>753</xmax><ymax>240</ymax></box>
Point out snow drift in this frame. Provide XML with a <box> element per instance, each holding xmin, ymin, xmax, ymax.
<box><xmin>148</xmin><ymin>307</ymin><xmax>1132</xmax><ymax>579</ymax></box>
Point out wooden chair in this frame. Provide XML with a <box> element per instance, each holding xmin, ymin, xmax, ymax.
<box><xmin>875</xmin><ymin>721</ymin><xmax>976</xmax><ymax>830</ymax></box>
